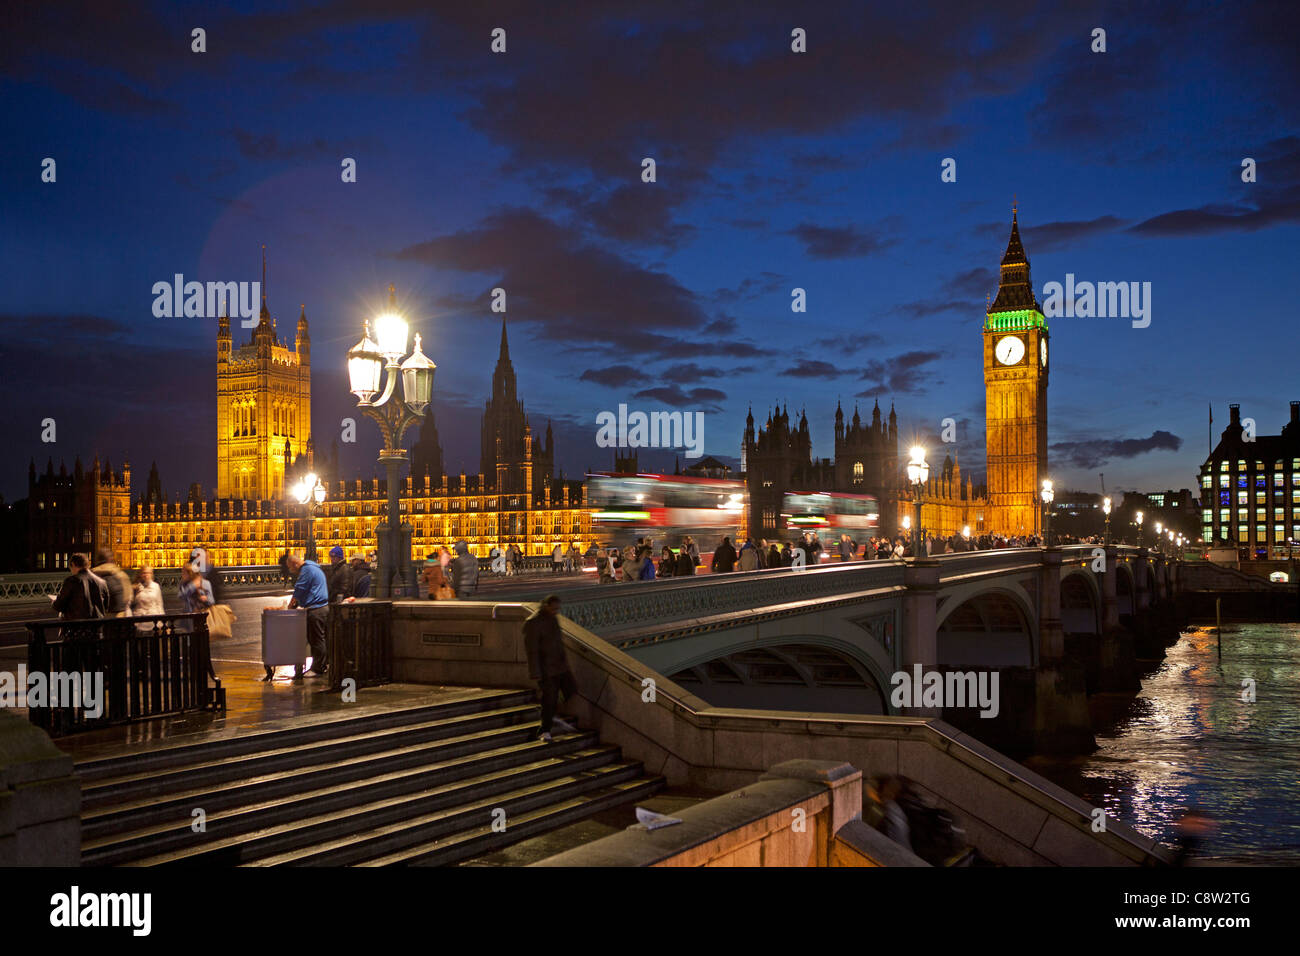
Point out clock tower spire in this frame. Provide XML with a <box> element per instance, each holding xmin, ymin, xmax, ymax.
<box><xmin>983</xmin><ymin>203</ymin><xmax>1049</xmax><ymax>537</ymax></box>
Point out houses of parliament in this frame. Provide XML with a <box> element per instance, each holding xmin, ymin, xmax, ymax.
<box><xmin>23</xmin><ymin>281</ymin><xmax>589</xmax><ymax>571</ymax></box>
<box><xmin>20</xmin><ymin>209</ymin><xmax>1049</xmax><ymax>571</ymax></box>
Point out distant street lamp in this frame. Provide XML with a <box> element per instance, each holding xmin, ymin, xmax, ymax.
<box><xmin>905</xmin><ymin>446</ymin><xmax>929</xmax><ymax>558</ymax></box>
<box><xmin>290</xmin><ymin>472</ymin><xmax>326</xmax><ymax>562</ymax></box>
<box><xmin>347</xmin><ymin>285</ymin><xmax>436</xmax><ymax>598</ymax></box>
<box><xmin>1155</xmin><ymin>521</ymin><xmax>1163</xmax><ymax>556</ymax></box>
<box><xmin>1040</xmin><ymin>479</ymin><xmax>1054</xmax><ymax>545</ymax></box>
<box><xmin>1102</xmin><ymin>496</ymin><xmax>1112</xmax><ymax>546</ymax></box>
<box><xmin>1135</xmin><ymin>510</ymin><xmax>1144</xmax><ymax>549</ymax></box>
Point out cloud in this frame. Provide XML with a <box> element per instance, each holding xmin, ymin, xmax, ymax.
<box><xmin>579</xmin><ymin>365</ymin><xmax>642</xmax><ymax>387</ymax></box>
<box><xmin>1050</xmin><ymin>431</ymin><xmax>1183</xmax><ymax>470</ymax></box>
<box><xmin>633</xmin><ymin>385</ymin><xmax>727</xmax><ymax>410</ymax></box>
<box><xmin>231</xmin><ymin>130</ymin><xmax>337</xmax><ymax>161</ymax></box>
<box><xmin>785</xmin><ymin>359</ymin><xmax>841</xmax><ymax>378</ymax></box>
<box><xmin>786</xmin><ymin>223</ymin><xmax>891</xmax><ymax>260</ymax></box>
<box><xmin>394</xmin><ymin>207</ymin><xmax>765</xmax><ymax>361</ymax></box>
<box><xmin>711</xmin><ymin>272</ymin><xmax>787</xmax><ymax>306</ymax></box>
<box><xmin>856</xmin><ymin>350</ymin><xmax>944</xmax><ymax>396</ymax></box>
<box><xmin>812</xmin><ymin>332</ymin><xmax>884</xmax><ymax>352</ymax></box>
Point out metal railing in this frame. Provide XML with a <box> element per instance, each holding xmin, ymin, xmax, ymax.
<box><xmin>23</xmin><ymin>612</ymin><xmax>226</xmax><ymax>736</ymax></box>
<box><xmin>0</xmin><ymin>566</ymin><xmax>290</xmax><ymax>604</ymax></box>
<box><xmin>328</xmin><ymin>601</ymin><xmax>393</xmax><ymax>691</ymax></box>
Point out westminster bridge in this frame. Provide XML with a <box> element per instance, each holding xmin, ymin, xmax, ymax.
<box><xmin>491</xmin><ymin>544</ymin><xmax>1185</xmax><ymax>755</ymax></box>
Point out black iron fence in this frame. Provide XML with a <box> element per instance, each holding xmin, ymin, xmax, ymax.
<box><xmin>24</xmin><ymin>613</ymin><xmax>226</xmax><ymax>736</ymax></box>
<box><xmin>328</xmin><ymin>601</ymin><xmax>393</xmax><ymax>692</ymax></box>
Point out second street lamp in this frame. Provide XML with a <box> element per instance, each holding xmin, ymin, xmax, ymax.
<box><xmin>1102</xmin><ymin>496</ymin><xmax>1112</xmax><ymax>546</ymax></box>
<box><xmin>291</xmin><ymin>472</ymin><xmax>325</xmax><ymax>562</ymax></box>
<box><xmin>906</xmin><ymin>446</ymin><xmax>929</xmax><ymax>558</ymax></box>
<box><xmin>347</xmin><ymin>285</ymin><xmax>436</xmax><ymax>598</ymax></box>
<box><xmin>1135</xmin><ymin>510</ymin><xmax>1144</xmax><ymax>549</ymax></box>
<box><xmin>1040</xmin><ymin>479</ymin><xmax>1054</xmax><ymax>545</ymax></box>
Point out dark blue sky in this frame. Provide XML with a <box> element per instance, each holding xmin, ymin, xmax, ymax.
<box><xmin>2</xmin><ymin>0</ymin><xmax>1297</xmax><ymax>502</ymax></box>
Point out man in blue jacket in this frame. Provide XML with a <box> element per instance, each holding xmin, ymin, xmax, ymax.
<box><xmin>286</xmin><ymin>552</ymin><xmax>330</xmax><ymax>678</ymax></box>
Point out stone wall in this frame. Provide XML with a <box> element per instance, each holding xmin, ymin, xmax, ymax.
<box><xmin>535</xmin><ymin>760</ymin><xmax>869</xmax><ymax>867</ymax></box>
<box><xmin>0</xmin><ymin>711</ymin><xmax>81</xmax><ymax>865</ymax></box>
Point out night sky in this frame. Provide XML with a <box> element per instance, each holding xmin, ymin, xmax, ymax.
<box><xmin>2</xmin><ymin>1</ymin><xmax>1297</xmax><ymax>503</ymax></box>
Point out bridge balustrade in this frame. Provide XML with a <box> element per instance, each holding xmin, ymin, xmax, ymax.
<box><xmin>22</xmin><ymin>612</ymin><xmax>225</xmax><ymax>736</ymax></box>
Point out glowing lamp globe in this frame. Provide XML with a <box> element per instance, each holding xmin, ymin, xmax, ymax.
<box><xmin>906</xmin><ymin>446</ymin><xmax>929</xmax><ymax>485</ymax></box>
<box><xmin>347</xmin><ymin>321</ymin><xmax>383</xmax><ymax>402</ymax></box>
<box><xmin>373</xmin><ymin>311</ymin><xmax>409</xmax><ymax>362</ymax></box>
<box><xmin>399</xmin><ymin>333</ymin><xmax>436</xmax><ymax>413</ymax></box>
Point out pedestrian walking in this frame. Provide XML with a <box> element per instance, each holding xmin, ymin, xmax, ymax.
<box><xmin>712</xmin><ymin>536</ymin><xmax>737</xmax><ymax>573</ymax></box>
<box><xmin>451</xmin><ymin>540</ymin><xmax>479</xmax><ymax>597</ymax></box>
<box><xmin>130</xmin><ymin>565</ymin><xmax>164</xmax><ymax>626</ymax></box>
<box><xmin>350</xmin><ymin>555</ymin><xmax>372</xmax><ymax>597</ymax></box>
<box><xmin>423</xmin><ymin>549</ymin><xmax>455</xmax><ymax>599</ymax></box>
<box><xmin>93</xmin><ymin>550</ymin><xmax>132</xmax><ymax>617</ymax></box>
<box><xmin>523</xmin><ymin>595</ymin><xmax>578</xmax><ymax>743</ymax></box>
<box><xmin>326</xmin><ymin>545</ymin><xmax>354</xmax><ymax>602</ymax></box>
<box><xmin>50</xmin><ymin>553</ymin><xmax>108</xmax><ymax>621</ymax></box>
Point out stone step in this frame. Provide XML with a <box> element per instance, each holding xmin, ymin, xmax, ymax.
<box><xmin>81</xmin><ymin>703</ymin><xmax>539</xmax><ymax>810</ymax></box>
<box><xmin>73</xmin><ymin>688</ymin><xmax>536</xmax><ymax>784</ymax></box>
<box><xmin>242</xmin><ymin>760</ymin><xmax>656</xmax><ymax>867</ymax></box>
<box><xmin>369</xmin><ymin>777</ymin><xmax>667</xmax><ymax>867</ymax></box>
<box><xmin>82</xmin><ymin>726</ymin><xmax>597</xmax><ymax>845</ymax></box>
<box><xmin>123</xmin><ymin>746</ymin><xmax>635</xmax><ymax>867</ymax></box>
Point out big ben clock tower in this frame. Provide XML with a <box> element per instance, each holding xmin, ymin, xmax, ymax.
<box><xmin>984</xmin><ymin>205</ymin><xmax>1048</xmax><ymax>536</ymax></box>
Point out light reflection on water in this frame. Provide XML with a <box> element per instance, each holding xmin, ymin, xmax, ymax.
<box><xmin>1033</xmin><ymin>622</ymin><xmax>1300</xmax><ymax>864</ymax></box>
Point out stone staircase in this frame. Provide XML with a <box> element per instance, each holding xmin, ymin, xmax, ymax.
<box><xmin>75</xmin><ymin>689</ymin><xmax>663</xmax><ymax>866</ymax></box>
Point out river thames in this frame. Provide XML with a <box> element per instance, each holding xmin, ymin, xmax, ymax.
<box><xmin>1035</xmin><ymin>621</ymin><xmax>1300</xmax><ymax>864</ymax></box>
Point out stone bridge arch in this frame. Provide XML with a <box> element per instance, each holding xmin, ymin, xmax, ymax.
<box><xmin>934</xmin><ymin>585</ymin><xmax>1037</xmax><ymax>669</ymax></box>
<box><xmin>664</xmin><ymin>634</ymin><xmax>891</xmax><ymax>715</ymax></box>
<box><xmin>1060</xmin><ymin>568</ymin><xmax>1101</xmax><ymax>635</ymax></box>
<box><xmin>1115</xmin><ymin>561</ymin><xmax>1135</xmax><ymax>616</ymax></box>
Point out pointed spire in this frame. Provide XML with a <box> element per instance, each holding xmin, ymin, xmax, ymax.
<box><xmin>988</xmin><ymin>202</ymin><xmax>1040</xmax><ymax>314</ymax></box>
<box><xmin>499</xmin><ymin>318</ymin><xmax>510</xmax><ymax>361</ymax></box>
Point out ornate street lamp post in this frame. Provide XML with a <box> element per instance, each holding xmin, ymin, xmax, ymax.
<box><xmin>905</xmin><ymin>446</ymin><xmax>929</xmax><ymax>559</ymax></box>
<box><xmin>1102</xmin><ymin>496</ymin><xmax>1112</xmax><ymax>547</ymax></box>
<box><xmin>1135</xmin><ymin>510</ymin><xmax>1144</xmax><ymax>549</ymax></box>
<box><xmin>347</xmin><ymin>285</ymin><xmax>435</xmax><ymax>598</ymax></box>
<box><xmin>290</xmin><ymin>472</ymin><xmax>325</xmax><ymax>562</ymax></box>
<box><xmin>1154</xmin><ymin>521</ymin><xmax>1163</xmax><ymax>557</ymax></box>
<box><xmin>1040</xmin><ymin>479</ymin><xmax>1054</xmax><ymax>546</ymax></box>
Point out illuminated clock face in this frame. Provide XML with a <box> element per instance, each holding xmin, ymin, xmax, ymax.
<box><xmin>1041</xmin><ymin>339</ymin><xmax>1047</xmax><ymax>366</ymax></box>
<box><xmin>995</xmin><ymin>335</ymin><xmax>1025</xmax><ymax>365</ymax></box>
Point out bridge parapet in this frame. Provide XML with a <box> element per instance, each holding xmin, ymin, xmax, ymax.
<box><xmin>563</xmin><ymin>561</ymin><xmax>906</xmax><ymax>634</ymax></box>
